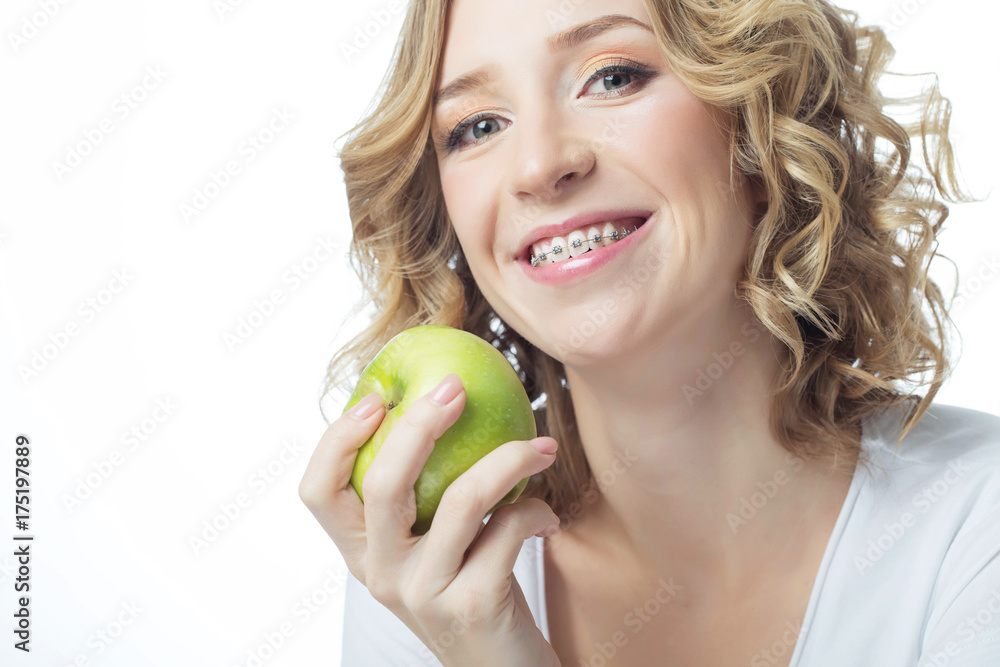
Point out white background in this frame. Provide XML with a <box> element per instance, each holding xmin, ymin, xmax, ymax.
<box><xmin>0</xmin><ymin>1</ymin><xmax>997</xmax><ymax>665</ymax></box>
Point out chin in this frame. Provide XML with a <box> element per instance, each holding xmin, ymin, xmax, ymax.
<box><xmin>546</xmin><ymin>317</ymin><xmax>642</xmax><ymax>369</ymax></box>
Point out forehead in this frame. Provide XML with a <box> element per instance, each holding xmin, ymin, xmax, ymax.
<box><xmin>437</xmin><ymin>0</ymin><xmax>653</xmax><ymax>82</ymax></box>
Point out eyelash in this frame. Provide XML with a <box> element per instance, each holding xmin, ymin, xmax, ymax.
<box><xmin>436</xmin><ymin>58</ymin><xmax>654</xmax><ymax>154</ymax></box>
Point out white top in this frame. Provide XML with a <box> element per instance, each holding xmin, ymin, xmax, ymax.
<box><xmin>340</xmin><ymin>401</ymin><xmax>1000</xmax><ymax>666</ymax></box>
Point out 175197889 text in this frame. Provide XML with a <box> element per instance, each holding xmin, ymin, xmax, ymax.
<box><xmin>14</xmin><ymin>433</ymin><xmax>33</xmax><ymax>652</ymax></box>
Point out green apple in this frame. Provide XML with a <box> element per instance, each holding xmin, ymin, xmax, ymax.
<box><xmin>344</xmin><ymin>324</ymin><xmax>538</xmax><ymax>535</ymax></box>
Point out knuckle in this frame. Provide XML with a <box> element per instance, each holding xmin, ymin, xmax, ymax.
<box><xmin>484</xmin><ymin>502</ymin><xmax>522</xmax><ymax>530</ymax></box>
<box><xmin>360</xmin><ymin>468</ymin><xmax>388</xmax><ymax>500</ymax></box>
<box><xmin>365</xmin><ymin>572</ymin><xmax>400</xmax><ymax>606</ymax></box>
<box><xmin>516</xmin><ymin>441</ymin><xmax>541</xmax><ymax>467</ymax></box>
<box><xmin>439</xmin><ymin>483</ymin><xmax>485</xmax><ymax>522</ymax></box>
<box><xmin>452</xmin><ymin>586</ymin><xmax>490</xmax><ymax>625</ymax></box>
<box><xmin>489</xmin><ymin>498</ymin><xmax>553</xmax><ymax>532</ymax></box>
<box><xmin>399</xmin><ymin>401</ymin><xmax>437</xmax><ymax>431</ymax></box>
<box><xmin>297</xmin><ymin>478</ymin><xmax>322</xmax><ymax>509</ymax></box>
<box><xmin>400</xmin><ymin>580</ymin><xmax>431</xmax><ymax>614</ymax></box>
<box><xmin>391</xmin><ymin>496</ymin><xmax>417</xmax><ymax>522</ymax></box>
<box><xmin>347</xmin><ymin>564</ymin><xmax>367</xmax><ymax>588</ymax></box>
<box><xmin>519</xmin><ymin>497</ymin><xmax>553</xmax><ymax>515</ymax></box>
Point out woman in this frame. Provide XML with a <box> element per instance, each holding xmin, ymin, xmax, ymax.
<box><xmin>300</xmin><ymin>0</ymin><xmax>1000</xmax><ymax>664</ymax></box>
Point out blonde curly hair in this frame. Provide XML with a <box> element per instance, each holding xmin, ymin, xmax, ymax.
<box><xmin>322</xmin><ymin>0</ymin><xmax>971</xmax><ymax>525</ymax></box>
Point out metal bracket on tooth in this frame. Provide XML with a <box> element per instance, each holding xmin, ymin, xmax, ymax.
<box><xmin>528</xmin><ymin>225</ymin><xmax>638</xmax><ymax>267</ymax></box>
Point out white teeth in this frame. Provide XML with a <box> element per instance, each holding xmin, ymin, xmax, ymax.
<box><xmin>529</xmin><ymin>222</ymin><xmax>639</xmax><ymax>267</ymax></box>
<box><xmin>568</xmin><ymin>230</ymin><xmax>588</xmax><ymax>257</ymax></box>
<box><xmin>601</xmin><ymin>222</ymin><xmax>617</xmax><ymax>247</ymax></box>
<box><xmin>535</xmin><ymin>239</ymin><xmax>553</xmax><ymax>266</ymax></box>
<box><xmin>550</xmin><ymin>236</ymin><xmax>569</xmax><ymax>262</ymax></box>
<box><xmin>586</xmin><ymin>226</ymin><xmax>604</xmax><ymax>252</ymax></box>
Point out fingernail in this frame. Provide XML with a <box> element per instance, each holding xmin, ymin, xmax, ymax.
<box><xmin>531</xmin><ymin>437</ymin><xmax>558</xmax><ymax>455</ymax></box>
<box><xmin>429</xmin><ymin>374</ymin><xmax>463</xmax><ymax>406</ymax></box>
<box><xmin>347</xmin><ymin>393</ymin><xmax>382</xmax><ymax>421</ymax></box>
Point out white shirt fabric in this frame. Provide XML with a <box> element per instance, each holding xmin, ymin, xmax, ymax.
<box><xmin>340</xmin><ymin>401</ymin><xmax>1000</xmax><ymax>666</ymax></box>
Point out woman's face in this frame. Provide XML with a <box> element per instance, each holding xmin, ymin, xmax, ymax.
<box><xmin>432</xmin><ymin>0</ymin><xmax>760</xmax><ymax>366</ymax></box>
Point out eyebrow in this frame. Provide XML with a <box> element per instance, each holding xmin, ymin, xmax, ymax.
<box><xmin>432</xmin><ymin>14</ymin><xmax>654</xmax><ymax>109</ymax></box>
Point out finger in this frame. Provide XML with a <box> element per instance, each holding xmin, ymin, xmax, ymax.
<box><xmin>418</xmin><ymin>437</ymin><xmax>558</xmax><ymax>584</ymax></box>
<box><xmin>298</xmin><ymin>392</ymin><xmax>385</xmax><ymax>549</ymax></box>
<box><xmin>362</xmin><ymin>373</ymin><xmax>468</xmax><ymax>566</ymax></box>
<box><xmin>457</xmin><ymin>497</ymin><xmax>560</xmax><ymax>586</ymax></box>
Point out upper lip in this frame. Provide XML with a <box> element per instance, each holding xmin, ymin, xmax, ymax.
<box><xmin>515</xmin><ymin>209</ymin><xmax>653</xmax><ymax>260</ymax></box>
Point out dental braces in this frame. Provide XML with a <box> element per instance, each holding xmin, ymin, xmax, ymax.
<box><xmin>529</xmin><ymin>225</ymin><xmax>638</xmax><ymax>267</ymax></box>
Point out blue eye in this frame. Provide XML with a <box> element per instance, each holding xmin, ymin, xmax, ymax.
<box><xmin>468</xmin><ymin>118</ymin><xmax>502</xmax><ymax>140</ymax></box>
<box><xmin>441</xmin><ymin>113</ymin><xmax>510</xmax><ymax>152</ymax></box>
<box><xmin>601</xmin><ymin>71</ymin><xmax>632</xmax><ymax>92</ymax></box>
<box><xmin>581</xmin><ymin>60</ymin><xmax>652</xmax><ymax>97</ymax></box>
<box><xmin>437</xmin><ymin>59</ymin><xmax>654</xmax><ymax>153</ymax></box>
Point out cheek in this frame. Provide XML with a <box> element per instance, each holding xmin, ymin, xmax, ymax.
<box><xmin>439</xmin><ymin>165</ymin><xmax>486</xmax><ymax>250</ymax></box>
<box><xmin>615</xmin><ymin>87</ymin><xmax>752</xmax><ymax>286</ymax></box>
<box><xmin>620</xmin><ymin>86</ymin><xmax>732</xmax><ymax>199</ymax></box>
<box><xmin>438</xmin><ymin>164</ymin><xmax>466</xmax><ymax>220</ymax></box>
<box><xmin>438</xmin><ymin>162</ymin><xmax>508</xmax><ymax>289</ymax></box>
<box><xmin>625</xmin><ymin>88</ymin><xmax>744</xmax><ymax>219</ymax></box>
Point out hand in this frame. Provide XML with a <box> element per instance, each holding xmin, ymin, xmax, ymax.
<box><xmin>299</xmin><ymin>373</ymin><xmax>562</xmax><ymax>667</ymax></box>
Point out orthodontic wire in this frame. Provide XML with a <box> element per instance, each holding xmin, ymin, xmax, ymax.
<box><xmin>529</xmin><ymin>225</ymin><xmax>637</xmax><ymax>266</ymax></box>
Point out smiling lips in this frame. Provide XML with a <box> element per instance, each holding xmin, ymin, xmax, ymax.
<box><xmin>529</xmin><ymin>218</ymin><xmax>645</xmax><ymax>267</ymax></box>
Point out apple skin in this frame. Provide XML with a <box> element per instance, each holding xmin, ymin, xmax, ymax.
<box><xmin>344</xmin><ymin>325</ymin><xmax>538</xmax><ymax>535</ymax></box>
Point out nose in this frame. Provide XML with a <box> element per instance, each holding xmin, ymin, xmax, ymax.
<box><xmin>506</xmin><ymin>104</ymin><xmax>596</xmax><ymax>202</ymax></box>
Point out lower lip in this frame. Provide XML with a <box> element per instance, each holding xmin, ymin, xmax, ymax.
<box><xmin>517</xmin><ymin>214</ymin><xmax>654</xmax><ymax>286</ymax></box>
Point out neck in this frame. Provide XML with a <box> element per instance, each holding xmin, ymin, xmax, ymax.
<box><xmin>554</xmin><ymin>302</ymin><xmax>859</xmax><ymax>609</ymax></box>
